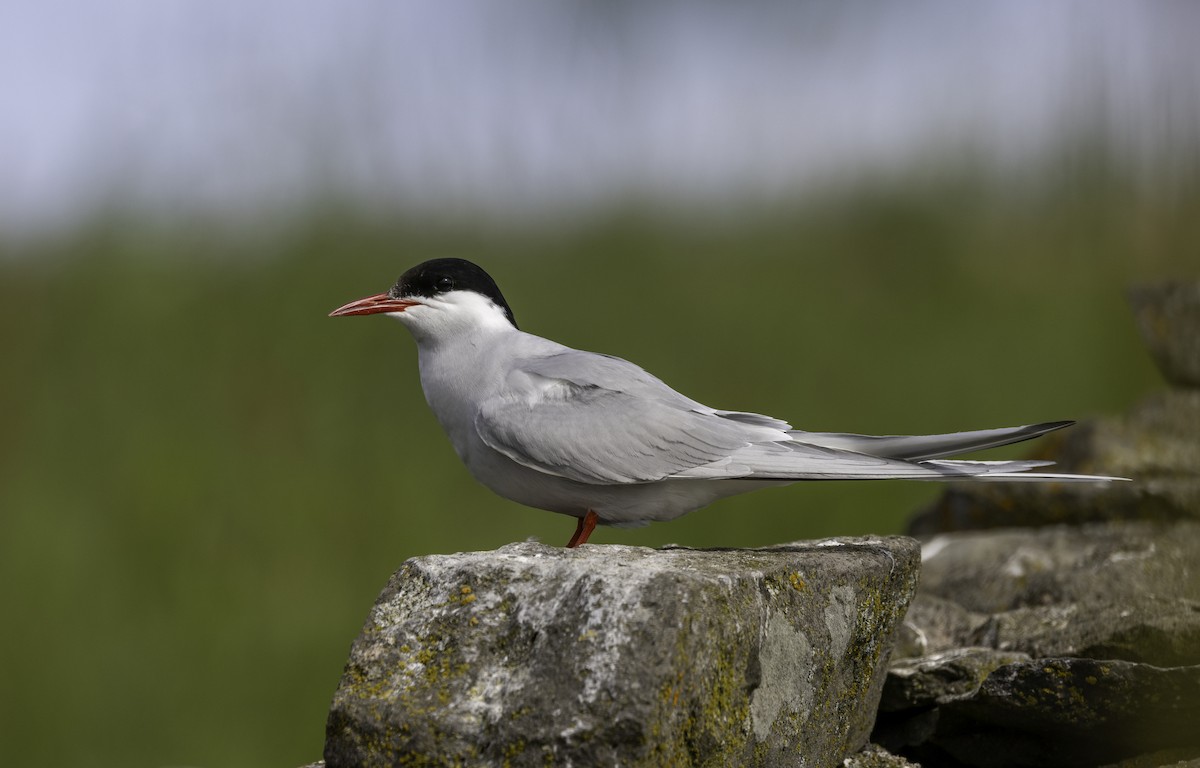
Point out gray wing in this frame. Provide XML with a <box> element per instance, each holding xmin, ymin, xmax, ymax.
<box><xmin>475</xmin><ymin>351</ymin><xmax>791</xmax><ymax>484</ymax></box>
<box><xmin>473</xmin><ymin>350</ymin><xmax>1036</xmax><ymax>485</ymax></box>
<box><xmin>475</xmin><ymin>349</ymin><xmax>1125</xmax><ymax>485</ymax></box>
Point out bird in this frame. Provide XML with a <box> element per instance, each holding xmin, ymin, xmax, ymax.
<box><xmin>330</xmin><ymin>258</ymin><xmax>1126</xmax><ymax>547</ymax></box>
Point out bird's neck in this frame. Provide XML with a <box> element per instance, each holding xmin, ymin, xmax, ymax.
<box><xmin>416</xmin><ymin>327</ymin><xmax>516</xmax><ymax>442</ymax></box>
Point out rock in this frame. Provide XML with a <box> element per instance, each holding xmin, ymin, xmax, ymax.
<box><xmin>978</xmin><ymin>601</ymin><xmax>1200</xmax><ymax>667</ymax></box>
<box><xmin>914</xmin><ymin>521</ymin><xmax>1200</xmax><ymax>667</ymax></box>
<box><xmin>843</xmin><ymin>743</ymin><xmax>923</xmax><ymax>767</ymax></box>
<box><xmin>879</xmin><ymin>648</ymin><xmax>1031</xmax><ymax>713</ymax></box>
<box><xmin>876</xmin><ymin>655</ymin><xmax>1200</xmax><ymax>767</ymax></box>
<box><xmin>931</xmin><ymin>658</ymin><xmax>1200</xmax><ymax>768</ymax></box>
<box><xmin>323</xmin><ymin>537</ymin><xmax>920</xmax><ymax>768</ymax></box>
<box><xmin>1129</xmin><ymin>280</ymin><xmax>1200</xmax><ymax>389</ymax></box>
<box><xmin>918</xmin><ymin>521</ymin><xmax>1200</xmax><ymax>614</ymax></box>
<box><xmin>893</xmin><ymin>593</ymin><xmax>991</xmax><ymax>659</ymax></box>
<box><xmin>879</xmin><ymin>522</ymin><xmax>1200</xmax><ymax>766</ymax></box>
<box><xmin>1102</xmin><ymin>747</ymin><xmax>1200</xmax><ymax>767</ymax></box>
<box><xmin>873</xmin><ymin>647</ymin><xmax>1030</xmax><ymax>755</ymax></box>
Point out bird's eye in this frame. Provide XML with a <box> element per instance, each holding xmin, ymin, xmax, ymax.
<box><xmin>435</xmin><ymin>276</ymin><xmax>454</xmax><ymax>292</ymax></box>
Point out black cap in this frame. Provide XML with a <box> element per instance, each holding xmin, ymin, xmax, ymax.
<box><xmin>390</xmin><ymin>258</ymin><xmax>517</xmax><ymax>328</ymax></box>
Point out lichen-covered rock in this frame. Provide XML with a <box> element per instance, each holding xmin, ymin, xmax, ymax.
<box><xmin>323</xmin><ymin>537</ymin><xmax>920</xmax><ymax>768</ymax></box>
<box><xmin>1129</xmin><ymin>280</ymin><xmax>1200</xmax><ymax>389</ymax></box>
<box><xmin>914</xmin><ymin>521</ymin><xmax>1200</xmax><ymax>667</ymax></box>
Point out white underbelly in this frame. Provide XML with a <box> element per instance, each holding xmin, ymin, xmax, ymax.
<box><xmin>464</xmin><ymin>441</ymin><xmax>787</xmax><ymax>526</ymax></box>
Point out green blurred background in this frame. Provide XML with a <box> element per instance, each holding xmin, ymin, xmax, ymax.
<box><xmin>2</xmin><ymin>3</ymin><xmax>1197</xmax><ymax>767</ymax></box>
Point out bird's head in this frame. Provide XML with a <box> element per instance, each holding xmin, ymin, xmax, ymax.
<box><xmin>329</xmin><ymin>258</ymin><xmax>518</xmax><ymax>342</ymax></box>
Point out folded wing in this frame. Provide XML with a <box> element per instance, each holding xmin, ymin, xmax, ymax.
<box><xmin>475</xmin><ymin>350</ymin><xmax>1126</xmax><ymax>486</ymax></box>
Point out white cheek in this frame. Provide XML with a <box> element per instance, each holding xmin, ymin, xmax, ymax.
<box><xmin>389</xmin><ymin>304</ymin><xmax>446</xmax><ymax>336</ymax></box>
<box><xmin>387</xmin><ymin>292</ymin><xmax>513</xmax><ymax>341</ymax></box>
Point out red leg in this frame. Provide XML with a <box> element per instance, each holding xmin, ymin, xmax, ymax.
<box><xmin>566</xmin><ymin>510</ymin><xmax>599</xmax><ymax>548</ymax></box>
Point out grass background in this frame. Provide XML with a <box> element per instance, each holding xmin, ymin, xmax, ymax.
<box><xmin>0</xmin><ymin>159</ymin><xmax>1195</xmax><ymax>766</ymax></box>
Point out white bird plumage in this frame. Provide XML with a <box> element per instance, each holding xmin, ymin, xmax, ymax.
<box><xmin>331</xmin><ymin>258</ymin><xmax>1127</xmax><ymax>546</ymax></box>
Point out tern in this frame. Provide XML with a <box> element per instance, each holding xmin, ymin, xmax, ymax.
<box><xmin>330</xmin><ymin>258</ymin><xmax>1125</xmax><ymax>547</ymax></box>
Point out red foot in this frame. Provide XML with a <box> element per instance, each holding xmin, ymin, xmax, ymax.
<box><xmin>566</xmin><ymin>510</ymin><xmax>599</xmax><ymax>548</ymax></box>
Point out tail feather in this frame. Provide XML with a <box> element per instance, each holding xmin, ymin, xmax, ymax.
<box><xmin>937</xmin><ymin>471</ymin><xmax>1130</xmax><ymax>482</ymax></box>
<box><xmin>792</xmin><ymin>421</ymin><xmax>1074</xmax><ymax>461</ymax></box>
<box><xmin>672</xmin><ymin>421</ymin><xmax>1129</xmax><ymax>482</ymax></box>
<box><xmin>921</xmin><ymin>459</ymin><xmax>1128</xmax><ymax>482</ymax></box>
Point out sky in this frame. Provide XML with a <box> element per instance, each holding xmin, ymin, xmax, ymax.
<box><xmin>1</xmin><ymin>0</ymin><xmax>1198</xmax><ymax>233</ymax></box>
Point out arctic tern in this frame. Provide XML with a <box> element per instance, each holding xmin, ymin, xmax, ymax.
<box><xmin>330</xmin><ymin>258</ymin><xmax>1125</xmax><ymax>547</ymax></box>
